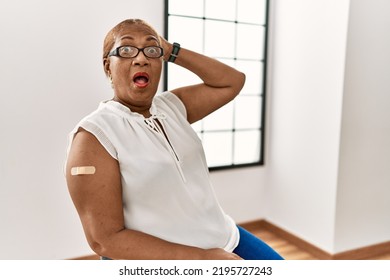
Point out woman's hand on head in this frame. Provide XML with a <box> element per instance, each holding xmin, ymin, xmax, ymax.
<box><xmin>159</xmin><ymin>36</ymin><xmax>172</xmax><ymax>62</ymax></box>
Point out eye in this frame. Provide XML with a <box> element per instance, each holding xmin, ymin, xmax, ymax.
<box><xmin>119</xmin><ymin>46</ymin><xmax>136</xmax><ymax>57</ymax></box>
<box><xmin>145</xmin><ymin>47</ymin><xmax>161</xmax><ymax>57</ymax></box>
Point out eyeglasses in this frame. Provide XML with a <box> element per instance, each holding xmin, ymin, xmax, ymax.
<box><xmin>108</xmin><ymin>45</ymin><xmax>164</xmax><ymax>59</ymax></box>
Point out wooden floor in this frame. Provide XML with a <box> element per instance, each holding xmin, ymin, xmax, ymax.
<box><xmin>247</xmin><ymin>224</ymin><xmax>318</xmax><ymax>260</ymax></box>
<box><xmin>248</xmin><ymin>224</ymin><xmax>390</xmax><ymax>260</ymax></box>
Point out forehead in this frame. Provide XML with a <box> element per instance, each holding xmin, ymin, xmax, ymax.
<box><xmin>114</xmin><ymin>25</ymin><xmax>159</xmax><ymax>44</ymax></box>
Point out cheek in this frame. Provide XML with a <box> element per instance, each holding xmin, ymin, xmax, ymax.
<box><xmin>110</xmin><ymin>60</ymin><xmax>130</xmax><ymax>78</ymax></box>
<box><xmin>152</xmin><ymin>62</ymin><xmax>163</xmax><ymax>80</ymax></box>
<box><xmin>111</xmin><ymin>63</ymin><xmax>131</xmax><ymax>81</ymax></box>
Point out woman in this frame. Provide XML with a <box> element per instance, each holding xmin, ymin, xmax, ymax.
<box><xmin>65</xmin><ymin>19</ymin><xmax>283</xmax><ymax>260</ymax></box>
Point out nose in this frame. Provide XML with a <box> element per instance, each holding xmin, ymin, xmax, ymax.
<box><xmin>132</xmin><ymin>50</ymin><xmax>149</xmax><ymax>66</ymax></box>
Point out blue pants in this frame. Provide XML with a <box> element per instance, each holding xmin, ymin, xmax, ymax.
<box><xmin>233</xmin><ymin>226</ymin><xmax>284</xmax><ymax>260</ymax></box>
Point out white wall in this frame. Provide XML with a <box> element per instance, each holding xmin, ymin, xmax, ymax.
<box><xmin>265</xmin><ymin>0</ymin><xmax>350</xmax><ymax>252</ymax></box>
<box><xmin>334</xmin><ymin>0</ymin><xmax>390</xmax><ymax>252</ymax></box>
<box><xmin>211</xmin><ymin>166</ymin><xmax>266</xmax><ymax>223</ymax></box>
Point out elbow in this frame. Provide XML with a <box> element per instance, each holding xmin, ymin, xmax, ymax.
<box><xmin>232</xmin><ymin>71</ymin><xmax>246</xmax><ymax>98</ymax></box>
<box><xmin>89</xmin><ymin>239</ymin><xmax>109</xmax><ymax>258</ymax></box>
<box><xmin>238</xmin><ymin>71</ymin><xmax>246</xmax><ymax>92</ymax></box>
<box><xmin>87</xmin><ymin>227</ymin><xmax>126</xmax><ymax>258</ymax></box>
<box><xmin>222</xmin><ymin>71</ymin><xmax>246</xmax><ymax>104</ymax></box>
<box><xmin>87</xmin><ymin>232</ymin><xmax>115</xmax><ymax>258</ymax></box>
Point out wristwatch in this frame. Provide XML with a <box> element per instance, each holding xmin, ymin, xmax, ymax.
<box><xmin>168</xmin><ymin>42</ymin><xmax>181</xmax><ymax>63</ymax></box>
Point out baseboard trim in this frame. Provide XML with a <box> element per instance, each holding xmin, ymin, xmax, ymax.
<box><xmin>332</xmin><ymin>240</ymin><xmax>390</xmax><ymax>260</ymax></box>
<box><xmin>240</xmin><ymin>219</ymin><xmax>390</xmax><ymax>260</ymax></box>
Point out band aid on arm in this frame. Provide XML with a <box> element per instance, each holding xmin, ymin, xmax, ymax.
<box><xmin>71</xmin><ymin>166</ymin><xmax>96</xmax><ymax>176</ymax></box>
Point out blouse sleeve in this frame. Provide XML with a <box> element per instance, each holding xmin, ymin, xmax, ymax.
<box><xmin>67</xmin><ymin>120</ymin><xmax>118</xmax><ymax>161</ymax></box>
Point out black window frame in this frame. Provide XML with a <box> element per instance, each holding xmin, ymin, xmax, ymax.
<box><xmin>164</xmin><ymin>0</ymin><xmax>270</xmax><ymax>171</ymax></box>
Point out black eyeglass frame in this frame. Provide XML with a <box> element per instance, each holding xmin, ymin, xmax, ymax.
<box><xmin>108</xmin><ymin>45</ymin><xmax>164</xmax><ymax>58</ymax></box>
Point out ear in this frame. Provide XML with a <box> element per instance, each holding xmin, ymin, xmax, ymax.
<box><xmin>103</xmin><ymin>58</ymin><xmax>111</xmax><ymax>77</ymax></box>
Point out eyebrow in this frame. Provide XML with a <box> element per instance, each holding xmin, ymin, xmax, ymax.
<box><xmin>119</xmin><ymin>35</ymin><xmax>159</xmax><ymax>42</ymax></box>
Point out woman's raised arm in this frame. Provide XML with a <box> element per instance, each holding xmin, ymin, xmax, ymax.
<box><xmin>161</xmin><ymin>38</ymin><xmax>245</xmax><ymax>124</ymax></box>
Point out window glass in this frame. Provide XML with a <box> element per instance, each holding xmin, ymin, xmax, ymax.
<box><xmin>205</xmin><ymin>0</ymin><xmax>236</xmax><ymax>20</ymax></box>
<box><xmin>237</xmin><ymin>0</ymin><xmax>267</xmax><ymax>24</ymax></box>
<box><xmin>203</xmin><ymin>131</ymin><xmax>233</xmax><ymax>167</ymax></box>
<box><xmin>236</xmin><ymin>24</ymin><xmax>265</xmax><ymax>60</ymax></box>
<box><xmin>168</xmin><ymin>17</ymin><xmax>203</xmax><ymax>53</ymax></box>
<box><xmin>234</xmin><ymin>96</ymin><xmax>262</xmax><ymax>130</ymax></box>
<box><xmin>204</xmin><ymin>20</ymin><xmax>236</xmax><ymax>58</ymax></box>
<box><xmin>203</xmin><ymin>102</ymin><xmax>234</xmax><ymax>131</ymax></box>
<box><xmin>234</xmin><ymin>130</ymin><xmax>261</xmax><ymax>164</ymax></box>
<box><xmin>168</xmin><ymin>0</ymin><xmax>204</xmax><ymax>17</ymax></box>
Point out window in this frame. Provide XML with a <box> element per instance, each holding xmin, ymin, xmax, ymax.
<box><xmin>165</xmin><ymin>0</ymin><xmax>269</xmax><ymax>170</ymax></box>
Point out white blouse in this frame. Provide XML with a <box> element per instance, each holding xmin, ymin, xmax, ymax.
<box><xmin>67</xmin><ymin>91</ymin><xmax>239</xmax><ymax>252</ymax></box>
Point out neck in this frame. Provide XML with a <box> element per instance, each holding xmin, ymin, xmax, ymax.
<box><xmin>112</xmin><ymin>96</ymin><xmax>152</xmax><ymax>118</ymax></box>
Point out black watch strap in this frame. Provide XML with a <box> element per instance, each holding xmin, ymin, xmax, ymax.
<box><xmin>168</xmin><ymin>42</ymin><xmax>181</xmax><ymax>62</ymax></box>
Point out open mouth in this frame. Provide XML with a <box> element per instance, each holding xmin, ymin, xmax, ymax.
<box><xmin>133</xmin><ymin>72</ymin><xmax>150</xmax><ymax>88</ymax></box>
